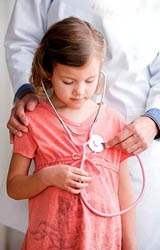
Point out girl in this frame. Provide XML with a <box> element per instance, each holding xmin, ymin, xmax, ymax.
<box><xmin>7</xmin><ymin>17</ymin><xmax>137</xmax><ymax>250</ymax></box>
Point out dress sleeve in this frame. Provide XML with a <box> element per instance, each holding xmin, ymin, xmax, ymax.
<box><xmin>13</xmin><ymin>130</ymin><xmax>37</xmax><ymax>158</ymax></box>
<box><xmin>4</xmin><ymin>0</ymin><xmax>52</xmax><ymax>94</ymax></box>
<box><xmin>115</xmin><ymin>112</ymin><xmax>132</xmax><ymax>163</ymax></box>
<box><xmin>120</xmin><ymin>151</ymin><xmax>131</xmax><ymax>163</ymax></box>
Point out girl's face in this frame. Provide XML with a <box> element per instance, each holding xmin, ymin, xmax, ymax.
<box><xmin>50</xmin><ymin>56</ymin><xmax>101</xmax><ymax>109</ymax></box>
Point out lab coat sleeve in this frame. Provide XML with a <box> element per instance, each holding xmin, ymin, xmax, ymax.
<box><xmin>4</xmin><ymin>0</ymin><xmax>52</xmax><ymax>94</ymax></box>
<box><xmin>146</xmin><ymin>52</ymin><xmax>160</xmax><ymax>111</ymax></box>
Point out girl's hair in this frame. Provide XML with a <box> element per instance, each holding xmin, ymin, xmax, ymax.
<box><xmin>30</xmin><ymin>16</ymin><xmax>106</xmax><ymax>91</ymax></box>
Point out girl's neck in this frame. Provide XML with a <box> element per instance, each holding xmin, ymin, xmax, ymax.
<box><xmin>50</xmin><ymin>96</ymin><xmax>98</xmax><ymax>123</ymax></box>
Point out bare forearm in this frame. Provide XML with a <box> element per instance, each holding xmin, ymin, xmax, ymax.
<box><xmin>119</xmin><ymin>161</ymin><xmax>137</xmax><ymax>249</ymax></box>
<box><xmin>7</xmin><ymin>164</ymin><xmax>91</xmax><ymax>199</ymax></box>
<box><xmin>7</xmin><ymin>171</ymin><xmax>47</xmax><ymax>200</ymax></box>
<box><xmin>120</xmin><ymin>194</ymin><xmax>137</xmax><ymax>250</ymax></box>
<box><xmin>121</xmin><ymin>209</ymin><xmax>137</xmax><ymax>250</ymax></box>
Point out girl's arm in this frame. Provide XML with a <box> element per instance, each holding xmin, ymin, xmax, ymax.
<box><xmin>118</xmin><ymin>160</ymin><xmax>137</xmax><ymax>250</ymax></box>
<box><xmin>7</xmin><ymin>153</ymin><xmax>47</xmax><ymax>200</ymax></box>
<box><xmin>7</xmin><ymin>153</ymin><xmax>91</xmax><ymax>200</ymax></box>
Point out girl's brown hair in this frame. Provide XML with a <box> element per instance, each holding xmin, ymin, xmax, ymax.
<box><xmin>30</xmin><ymin>16</ymin><xmax>106</xmax><ymax>91</ymax></box>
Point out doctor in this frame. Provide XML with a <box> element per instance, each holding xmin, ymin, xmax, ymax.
<box><xmin>5</xmin><ymin>1</ymin><xmax>160</xmax><ymax>249</ymax></box>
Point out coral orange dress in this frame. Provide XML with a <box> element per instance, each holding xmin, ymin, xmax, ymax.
<box><xmin>13</xmin><ymin>100</ymin><xmax>128</xmax><ymax>250</ymax></box>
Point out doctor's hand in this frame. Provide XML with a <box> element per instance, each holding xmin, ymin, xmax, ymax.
<box><xmin>105</xmin><ymin>116</ymin><xmax>158</xmax><ymax>155</ymax></box>
<box><xmin>7</xmin><ymin>93</ymin><xmax>39</xmax><ymax>143</ymax></box>
<box><xmin>40</xmin><ymin>165</ymin><xmax>92</xmax><ymax>194</ymax></box>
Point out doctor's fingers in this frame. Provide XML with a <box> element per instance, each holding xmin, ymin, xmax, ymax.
<box><xmin>7</xmin><ymin>123</ymin><xmax>22</xmax><ymax>144</ymax></box>
<box><xmin>131</xmin><ymin>146</ymin><xmax>145</xmax><ymax>155</ymax></box>
<box><xmin>25</xmin><ymin>94</ymin><xmax>39</xmax><ymax>111</ymax></box>
<box><xmin>105</xmin><ymin>127</ymin><xmax>133</xmax><ymax>149</ymax></box>
<box><xmin>11</xmin><ymin>101</ymin><xmax>28</xmax><ymax>126</ymax></box>
<box><xmin>7</xmin><ymin>109</ymin><xmax>28</xmax><ymax>137</ymax></box>
<box><xmin>109</xmin><ymin>134</ymin><xmax>147</xmax><ymax>154</ymax></box>
<box><xmin>11</xmin><ymin>93</ymin><xmax>38</xmax><ymax>127</ymax></box>
<box><xmin>119</xmin><ymin>124</ymin><xmax>151</xmax><ymax>151</ymax></box>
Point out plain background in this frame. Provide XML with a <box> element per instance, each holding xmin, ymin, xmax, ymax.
<box><xmin>0</xmin><ymin>1</ymin><xmax>25</xmax><ymax>249</ymax></box>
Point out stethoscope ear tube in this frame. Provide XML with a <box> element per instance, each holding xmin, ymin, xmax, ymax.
<box><xmin>80</xmin><ymin>154</ymin><xmax>145</xmax><ymax>217</ymax></box>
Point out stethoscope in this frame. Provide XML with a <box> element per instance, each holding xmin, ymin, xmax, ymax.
<box><xmin>41</xmin><ymin>73</ymin><xmax>145</xmax><ymax>217</ymax></box>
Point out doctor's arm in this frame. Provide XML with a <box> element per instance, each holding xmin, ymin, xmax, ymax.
<box><xmin>105</xmin><ymin>52</ymin><xmax>160</xmax><ymax>155</ymax></box>
<box><xmin>5</xmin><ymin>0</ymin><xmax>52</xmax><ymax>140</ymax></box>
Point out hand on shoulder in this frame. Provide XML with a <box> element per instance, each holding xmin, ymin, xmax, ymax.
<box><xmin>7</xmin><ymin>93</ymin><xmax>39</xmax><ymax>143</ymax></box>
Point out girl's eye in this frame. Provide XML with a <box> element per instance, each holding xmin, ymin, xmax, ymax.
<box><xmin>86</xmin><ymin>79</ymin><xmax>95</xmax><ymax>84</ymax></box>
<box><xmin>63</xmin><ymin>81</ymin><xmax>73</xmax><ymax>85</ymax></box>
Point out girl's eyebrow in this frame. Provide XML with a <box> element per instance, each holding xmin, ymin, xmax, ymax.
<box><xmin>59</xmin><ymin>74</ymin><xmax>97</xmax><ymax>79</ymax></box>
<box><xmin>87</xmin><ymin>75</ymin><xmax>97</xmax><ymax>79</ymax></box>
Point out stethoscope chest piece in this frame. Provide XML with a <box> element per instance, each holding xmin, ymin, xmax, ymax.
<box><xmin>88</xmin><ymin>134</ymin><xmax>104</xmax><ymax>153</ymax></box>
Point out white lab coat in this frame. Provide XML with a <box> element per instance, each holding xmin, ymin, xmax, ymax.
<box><xmin>3</xmin><ymin>1</ymin><xmax>160</xmax><ymax>249</ymax></box>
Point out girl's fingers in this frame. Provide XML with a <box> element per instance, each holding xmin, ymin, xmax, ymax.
<box><xmin>72</xmin><ymin>174</ymin><xmax>92</xmax><ymax>183</ymax></box>
<box><xmin>66</xmin><ymin>186</ymin><xmax>81</xmax><ymax>194</ymax></box>
<box><xmin>71</xmin><ymin>166</ymin><xmax>90</xmax><ymax>177</ymax></box>
<box><xmin>71</xmin><ymin>180</ymin><xmax>89</xmax><ymax>189</ymax></box>
<box><xmin>66</xmin><ymin>181</ymin><xmax>89</xmax><ymax>194</ymax></box>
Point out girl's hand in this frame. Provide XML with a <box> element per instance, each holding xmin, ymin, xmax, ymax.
<box><xmin>40</xmin><ymin>164</ymin><xmax>92</xmax><ymax>194</ymax></box>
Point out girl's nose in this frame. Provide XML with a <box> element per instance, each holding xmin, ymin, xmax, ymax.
<box><xmin>73</xmin><ymin>83</ymin><xmax>85</xmax><ymax>95</ymax></box>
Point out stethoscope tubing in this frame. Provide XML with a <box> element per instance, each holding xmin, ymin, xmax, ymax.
<box><xmin>80</xmin><ymin>143</ymin><xmax>145</xmax><ymax>217</ymax></box>
<box><xmin>59</xmin><ymin>125</ymin><xmax>146</xmax><ymax>218</ymax></box>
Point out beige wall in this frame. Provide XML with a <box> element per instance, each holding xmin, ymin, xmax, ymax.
<box><xmin>0</xmin><ymin>1</ymin><xmax>25</xmax><ymax>249</ymax></box>
<box><xmin>0</xmin><ymin>1</ymin><xmax>14</xmax><ymax>187</ymax></box>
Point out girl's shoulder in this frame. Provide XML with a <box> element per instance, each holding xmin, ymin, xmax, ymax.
<box><xmin>101</xmin><ymin>103</ymin><xmax>125</xmax><ymax>122</ymax></box>
<box><xmin>98</xmin><ymin>104</ymin><xmax>126</xmax><ymax>138</ymax></box>
<box><xmin>25</xmin><ymin>99</ymin><xmax>56</xmax><ymax>129</ymax></box>
<box><xmin>25</xmin><ymin>99</ymin><xmax>52</xmax><ymax>119</ymax></box>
